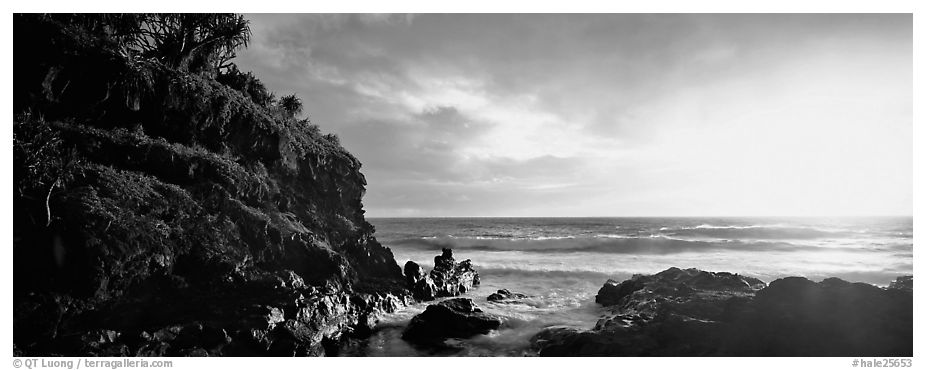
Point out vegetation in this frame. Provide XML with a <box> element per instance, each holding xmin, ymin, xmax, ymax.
<box><xmin>39</xmin><ymin>14</ymin><xmax>251</xmax><ymax>74</ymax></box>
<box><xmin>13</xmin><ymin>15</ymin><xmax>405</xmax><ymax>354</ymax></box>
<box><xmin>278</xmin><ymin>94</ymin><xmax>303</xmax><ymax>117</ymax></box>
<box><xmin>216</xmin><ymin>64</ymin><xmax>275</xmax><ymax>107</ymax></box>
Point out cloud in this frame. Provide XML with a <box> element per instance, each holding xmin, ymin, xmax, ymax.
<box><xmin>235</xmin><ymin>14</ymin><xmax>912</xmax><ymax>217</ymax></box>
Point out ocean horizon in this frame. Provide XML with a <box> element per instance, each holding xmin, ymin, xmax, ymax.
<box><xmin>341</xmin><ymin>216</ymin><xmax>913</xmax><ymax>356</ymax></box>
<box><xmin>370</xmin><ymin>216</ymin><xmax>912</xmax><ymax>285</ymax></box>
<box><xmin>13</xmin><ymin>12</ymin><xmax>912</xmax><ymax>360</ymax></box>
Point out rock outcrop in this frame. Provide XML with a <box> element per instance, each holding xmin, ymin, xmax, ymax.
<box><xmin>888</xmin><ymin>275</ymin><xmax>913</xmax><ymax>292</ymax></box>
<box><xmin>13</xmin><ymin>14</ymin><xmax>409</xmax><ymax>356</ymax></box>
<box><xmin>532</xmin><ymin>267</ymin><xmax>913</xmax><ymax>356</ymax></box>
<box><xmin>404</xmin><ymin>248</ymin><xmax>480</xmax><ymax>301</ymax></box>
<box><xmin>487</xmin><ymin>289</ymin><xmax>529</xmax><ymax>302</ymax></box>
<box><xmin>401</xmin><ymin>298</ymin><xmax>502</xmax><ymax>346</ymax></box>
<box><xmin>595</xmin><ymin>267</ymin><xmax>765</xmax><ymax>306</ymax></box>
<box><xmin>404</xmin><ymin>261</ymin><xmax>438</xmax><ymax>301</ymax></box>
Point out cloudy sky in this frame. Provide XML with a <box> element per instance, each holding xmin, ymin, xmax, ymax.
<box><xmin>235</xmin><ymin>14</ymin><xmax>911</xmax><ymax>217</ymax></box>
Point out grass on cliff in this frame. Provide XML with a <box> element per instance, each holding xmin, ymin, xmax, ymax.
<box><xmin>13</xmin><ymin>14</ymin><xmax>400</xmax><ymax>304</ymax></box>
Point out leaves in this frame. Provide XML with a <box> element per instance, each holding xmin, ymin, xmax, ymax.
<box><xmin>278</xmin><ymin>94</ymin><xmax>303</xmax><ymax>118</ymax></box>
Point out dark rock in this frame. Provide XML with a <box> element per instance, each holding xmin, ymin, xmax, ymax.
<box><xmin>725</xmin><ymin>276</ymin><xmax>913</xmax><ymax>356</ymax></box>
<box><xmin>430</xmin><ymin>249</ymin><xmax>480</xmax><ymax>297</ymax></box>
<box><xmin>533</xmin><ymin>267</ymin><xmax>912</xmax><ymax>356</ymax></box>
<box><xmin>888</xmin><ymin>275</ymin><xmax>913</xmax><ymax>292</ymax></box>
<box><xmin>405</xmin><ymin>248</ymin><xmax>480</xmax><ymax>301</ymax></box>
<box><xmin>487</xmin><ymin>289</ymin><xmax>529</xmax><ymax>302</ymax></box>
<box><xmin>404</xmin><ymin>261</ymin><xmax>427</xmax><ymax>287</ymax></box>
<box><xmin>12</xmin><ymin>14</ymin><xmax>411</xmax><ymax>357</ymax></box>
<box><xmin>529</xmin><ymin>326</ymin><xmax>583</xmax><ymax>353</ymax></box>
<box><xmin>596</xmin><ymin>267</ymin><xmax>765</xmax><ymax>307</ymax></box>
<box><xmin>595</xmin><ymin>278</ymin><xmax>645</xmax><ymax>306</ymax></box>
<box><xmin>402</xmin><ymin>298</ymin><xmax>502</xmax><ymax>346</ymax></box>
<box><xmin>404</xmin><ymin>261</ymin><xmax>438</xmax><ymax>300</ymax></box>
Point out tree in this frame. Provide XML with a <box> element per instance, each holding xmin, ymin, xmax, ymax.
<box><xmin>46</xmin><ymin>13</ymin><xmax>252</xmax><ymax>74</ymax></box>
<box><xmin>126</xmin><ymin>14</ymin><xmax>252</xmax><ymax>74</ymax></box>
<box><xmin>278</xmin><ymin>94</ymin><xmax>303</xmax><ymax>117</ymax></box>
<box><xmin>216</xmin><ymin>64</ymin><xmax>275</xmax><ymax>107</ymax></box>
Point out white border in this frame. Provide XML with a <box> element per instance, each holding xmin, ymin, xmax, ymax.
<box><xmin>2</xmin><ymin>1</ymin><xmax>921</xmax><ymax>368</ymax></box>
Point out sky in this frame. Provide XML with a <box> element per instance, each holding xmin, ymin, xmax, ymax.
<box><xmin>235</xmin><ymin>14</ymin><xmax>912</xmax><ymax>217</ymax></box>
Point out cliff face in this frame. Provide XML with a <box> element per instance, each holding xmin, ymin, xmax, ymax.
<box><xmin>13</xmin><ymin>14</ymin><xmax>408</xmax><ymax>356</ymax></box>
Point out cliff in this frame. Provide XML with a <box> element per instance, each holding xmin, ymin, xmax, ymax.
<box><xmin>13</xmin><ymin>14</ymin><xmax>408</xmax><ymax>356</ymax></box>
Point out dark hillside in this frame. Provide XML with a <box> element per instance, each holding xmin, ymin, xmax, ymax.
<box><xmin>13</xmin><ymin>14</ymin><xmax>408</xmax><ymax>356</ymax></box>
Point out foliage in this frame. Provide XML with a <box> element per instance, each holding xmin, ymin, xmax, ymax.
<box><xmin>13</xmin><ymin>15</ymin><xmax>406</xmax><ymax>345</ymax></box>
<box><xmin>216</xmin><ymin>64</ymin><xmax>275</xmax><ymax>107</ymax></box>
<box><xmin>23</xmin><ymin>13</ymin><xmax>251</xmax><ymax>75</ymax></box>
<box><xmin>130</xmin><ymin>14</ymin><xmax>251</xmax><ymax>73</ymax></box>
<box><xmin>13</xmin><ymin>116</ymin><xmax>83</xmax><ymax>226</ymax></box>
<box><xmin>13</xmin><ymin>14</ymin><xmax>413</xmax><ymax>357</ymax></box>
<box><xmin>278</xmin><ymin>94</ymin><xmax>303</xmax><ymax>117</ymax></box>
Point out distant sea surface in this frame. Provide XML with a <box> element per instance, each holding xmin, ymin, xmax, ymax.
<box><xmin>341</xmin><ymin>217</ymin><xmax>913</xmax><ymax>356</ymax></box>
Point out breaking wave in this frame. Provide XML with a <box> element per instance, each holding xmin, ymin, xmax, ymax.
<box><xmin>386</xmin><ymin>235</ymin><xmax>820</xmax><ymax>255</ymax></box>
<box><xmin>660</xmin><ymin>224</ymin><xmax>861</xmax><ymax>240</ymax></box>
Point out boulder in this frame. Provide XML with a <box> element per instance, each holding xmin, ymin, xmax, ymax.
<box><xmin>404</xmin><ymin>261</ymin><xmax>438</xmax><ymax>300</ymax></box>
<box><xmin>401</xmin><ymin>298</ymin><xmax>502</xmax><ymax>346</ymax></box>
<box><xmin>430</xmin><ymin>248</ymin><xmax>480</xmax><ymax>296</ymax></box>
<box><xmin>533</xmin><ymin>267</ymin><xmax>912</xmax><ymax>356</ymax></box>
<box><xmin>595</xmin><ymin>278</ymin><xmax>645</xmax><ymax>306</ymax></box>
<box><xmin>595</xmin><ymin>267</ymin><xmax>766</xmax><ymax>307</ymax></box>
<box><xmin>403</xmin><ymin>261</ymin><xmax>427</xmax><ymax>287</ymax></box>
<box><xmin>726</xmin><ymin>276</ymin><xmax>913</xmax><ymax>356</ymax></box>
<box><xmin>888</xmin><ymin>275</ymin><xmax>913</xmax><ymax>292</ymax></box>
<box><xmin>487</xmin><ymin>289</ymin><xmax>528</xmax><ymax>302</ymax></box>
<box><xmin>405</xmin><ymin>249</ymin><xmax>480</xmax><ymax>301</ymax></box>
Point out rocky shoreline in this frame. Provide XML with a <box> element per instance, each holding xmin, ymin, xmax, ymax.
<box><xmin>13</xmin><ymin>14</ymin><xmax>418</xmax><ymax>357</ymax></box>
<box><xmin>12</xmin><ymin>14</ymin><xmax>914</xmax><ymax>358</ymax></box>
<box><xmin>384</xmin><ymin>265</ymin><xmax>912</xmax><ymax>357</ymax></box>
<box><xmin>530</xmin><ymin>268</ymin><xmax>913</xmax><ymax>356</ymax></box>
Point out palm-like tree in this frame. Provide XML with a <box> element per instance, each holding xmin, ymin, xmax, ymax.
<box><xmin>278</xmin><ymin>94</ymin><xmax>303</xmax><ymax>117</ymax></box>
<box><xmin>128</xmin><ymin>14</ymin><xmax>252</xmax><ymax>73</ymax></box>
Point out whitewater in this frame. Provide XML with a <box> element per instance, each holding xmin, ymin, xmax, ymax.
<box><xmin>340</xmin><ymin>217</ymin><xmax>912</xmax><ymax>356</ymax></box>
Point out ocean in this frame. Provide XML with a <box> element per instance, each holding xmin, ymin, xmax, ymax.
<box><xmin>341</xmin><ymin>217</ymin><xmax>913</xmax><ymax>356</ymax></box>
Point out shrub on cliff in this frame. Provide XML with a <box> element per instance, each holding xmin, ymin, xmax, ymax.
<box><xmin>14</xmin><ymin>14</ymin><xmax>405</xmax><ymax>356</ymax></box>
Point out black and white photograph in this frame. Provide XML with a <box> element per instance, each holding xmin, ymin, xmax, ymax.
<box><xmin>8</xmin><ymin>5</ymin><xmax>917</xmax><ymax>364</ymax></box>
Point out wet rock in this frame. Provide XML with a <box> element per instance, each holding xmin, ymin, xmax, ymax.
<box><xmin>595</xmin><ymin>278</ymin><xmax>645</xmax><ymax>306</ymax></box>
<box><xmin>404</xmin><ymin>261</ymin><xmax>427</xmax><ymax>287</ymax></box>
<box><xmin>487</xmin><ymin>289</ymin><xmax>528</xmax><ymax>302</ymax></box>
<box><xmin>13</xmin><ymin>15</ymin><xmax>412</xmax><ymax>357</ymax></box>
<box><xmin>135</xmin><ymin>342</ymin><xmax>171</xmax><ymax>357</ymax></box>
<box><xmin>529</xmin><ymin>326</ymin><xmax>583</xmax><ymax>352</ymax></box>
<box><xmin>430</xmin><ymin>249</ymin><xmax>480</xmax><ymax>297</ymax></box>
<box><xmin>76</xmin><ymin>329</ymin><xmax>129</xmax><ymax>356</ymax></box>
<box><xmin>402</xmin><ymin>298</ymin><xmax>502</xmax><ymax>346</ymax></box>
<box><xmin>174</xmin><ymin>324</ymin><xmax>231</xmax><ymax>351</ymax></box>
<box><xmin>405</xmin><ymin>249</ymin><xmax>480</xmax><ymax>301</ymax></box>
<box><xmin>888</xmin><ymin>275</ymin><xmax>912</xmax><ymax>292</ymax></box>
<box><xmin>533</xmin><ymin>267</ymin><xmax>912</xmax><ymax>356</ymax></box>
<box><xmin>725</xmin><ymin>276</ymin><xmax>913</xmax><ymax>356</ymax></box>
<box><xmin>596</xmin><ymin>267</ymin><xmax>765</xmax><ymax>307</ymax></box>
<box><xmin>82</xmin><ymin>329</ymin><xmax>120</xmax><ymax>344</ymax></box>
<box><xmin>404</xmin><ymin>261</ymin><xmax>438</xmax><ymax>300</ymax></box>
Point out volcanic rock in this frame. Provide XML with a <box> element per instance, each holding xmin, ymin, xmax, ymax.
<box><xmin>487</xmin><ymin>289</ymin><xmax>529</xmax><ymax>302</ymax></box>
<box><xmin>532</xmin><ymin>267</ymin><xmax>912</xmax><ymax>356</ymax></box>
<box><xmin>12</xmin><ymin>14</ymin><xmax>411</xmax><ymax>357</ymax></box>
<box><xmin>402</xmin><ymin>298</ymin><xmax>502</xmax><ymax>346</ymax></box>
<box><xmin>888</xmin><ymin>275</ymin><xmax>913</xmax><ymax>292</ymax></box>
<box><xmin>405</xmin><ymin>248</ymin><xmax>480</xmax><ymax>301</ymax></box>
